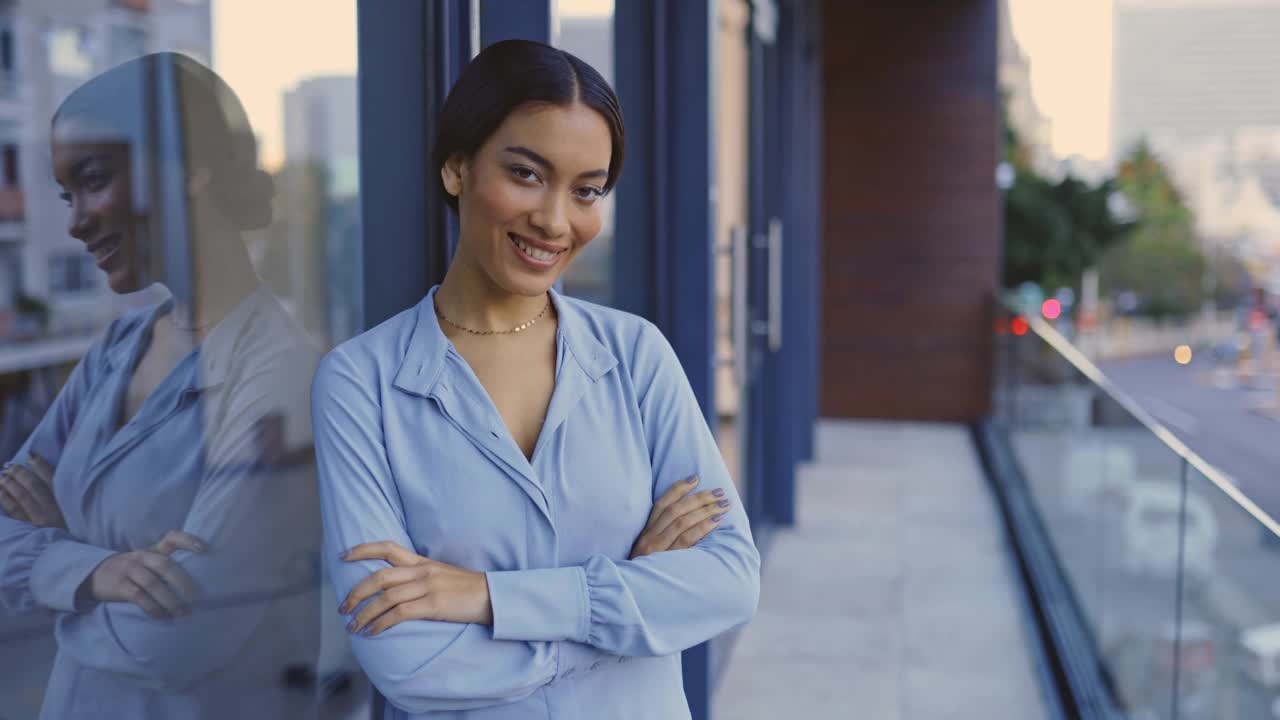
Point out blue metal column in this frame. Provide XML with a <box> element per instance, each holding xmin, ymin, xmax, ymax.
<box><xmin>357</xmin><ymin>0</ymin><xmax>474</xmax><ymax>327</ymax></box>
<box><xmin>480</xmin><ymin>0</ymin><xmax>551</xmax><ymax>47</ymax></box>
<box><xmin>614</xmin><ymin>1</ymin><xmax>718</xmax><ymax>717</ymax></box>
<box><xmin>760</xmin><ymin>0</ymin><xmax>822</xmax><ymax>526</ymax></box>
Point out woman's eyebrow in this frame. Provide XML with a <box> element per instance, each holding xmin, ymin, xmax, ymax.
<box><xmin>52</xmin><ymin>155</ymin><xmax>103</xmax><ymax>186</ymax></box>
<box><xmin>503</xmin><ymin>145</ymin><xmax>607</xmax><ymax>180</ymax></box>
<box><xmin>70</xmin><ymin>156</ymin><xmax>103</xmax><ymax>177</ymax></box>
<box><xmin>503</xmin><ymin>146</ymin><xmax>552</xmax><ymax>170</ymax></box>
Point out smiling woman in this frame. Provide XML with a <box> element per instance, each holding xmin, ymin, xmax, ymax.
<box><xmin>312</xmin><ymin>39</ymin><xmax>760</xmax><ymax>720</ymax></box>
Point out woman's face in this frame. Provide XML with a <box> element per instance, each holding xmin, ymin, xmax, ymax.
<box><xmin>445</xmin><ymin>100</ymin><xmax>612</xmax><ymax>297</ymax></box>
<box><xmin>51</xmin><ymin>123</ymin><xmax>147</xmax><ymax>294</ymax></box>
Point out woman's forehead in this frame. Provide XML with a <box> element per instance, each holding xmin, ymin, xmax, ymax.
<box><xmin>52</xmin><ymin>117</ymin><xmax>135</xmax><ymax>147</ymax></box>
<box><xmin>488</xmin><ymin>103</ymin><xmax>611</xmax><ymax>165</ymax></box>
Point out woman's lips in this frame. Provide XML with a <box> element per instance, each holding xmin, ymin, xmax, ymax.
<box><xmin>508</xmin><ymin>232</ymin><xmax>565</xmax><ymax>269</ymax></box>
<box><xmin>87</xmin><ymin>234</ymin><xmax>121</xmax><ymax>269</ymax></box>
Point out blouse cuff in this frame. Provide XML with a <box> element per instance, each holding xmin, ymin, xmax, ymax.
<box><xmin>30</xmin><ymin>540</ymin><xmax>115</xmax><ymax>613</ymax></box>
<box><xmin>486</xmin><ymin>566</ymin><xmax>588</xmax><ymax>644</ymax></box>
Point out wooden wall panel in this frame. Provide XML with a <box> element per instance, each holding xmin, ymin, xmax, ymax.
<box><xmin>820</xmin><ymin>0</ymin><xmax>1000</xmax><ymax>422</ymax></box>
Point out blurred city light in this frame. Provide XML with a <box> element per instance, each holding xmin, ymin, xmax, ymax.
<box><xmin>1011</xmin><ymin>316</ymin><xmax>1030</xmax><ymax>336</ymax></box>
<box><xmin>1041</xmin><ymin>299</ymin><xmax>1062</xmax><ymax>320</ymax></box>
<box><xmin>1174</xmin><ymin>344</ymin><xmax>1193</xmax><ymax>365</ymax></box>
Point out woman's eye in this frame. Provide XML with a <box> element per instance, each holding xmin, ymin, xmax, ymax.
<box><xmin>575</xmin><ymin>186</ymin><xmax>604</xmax><ymax>203</ymax></box>
<box><xmin>510</xmin><ymin>166</ymin><xmax>538</xmax><ymax>182</ymax></box>
<box><xmin>58</xmin><ymin>191</ymin><xmax>72</xmax><ymax>207</ymax></box>
<box><xmin>82</xmin><ymin>172</ymin><xmax>109</xmax><ymax>191</ymax></box>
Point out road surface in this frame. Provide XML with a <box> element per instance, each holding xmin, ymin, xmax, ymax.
<box><xmin>1100</xmin><ymin>353</ymin><xmax>1280</xmax><ymax>520</ymax></box>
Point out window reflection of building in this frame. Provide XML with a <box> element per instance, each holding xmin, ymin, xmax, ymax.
<box><xmin>279</xmin><ymin>75</ymin><xmax>361</xmax><ymax>345</ymax></box>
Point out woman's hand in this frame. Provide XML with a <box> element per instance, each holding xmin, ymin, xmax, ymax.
<box><xmin>0</xmin><ymin>454</ymin><xmax>66</xmax><ymax>529</ymax></box>
<box><xmin>629</xmin><ymin>475</ymin><xmax>731</xmax><ymax>560</ymax></box>
<box><xmin>82</xmin><ymin>530</ymin><xmax>206</xmax><ymax>619</ymax></box>
<box><xmin>341</xmin><ymin>541</ymin><xmax>492</xmax><ymax>637</ymax></box>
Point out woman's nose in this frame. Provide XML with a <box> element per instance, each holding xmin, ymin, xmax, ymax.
<box><xmin>66</xmin><ymin>200</ymin><xmax>95</xmax><ymax>241</ymax></box>
<box><xmin>530</xmin><ymin>194</ymin><xmax>569</xmax><ymax>239</ymax></box>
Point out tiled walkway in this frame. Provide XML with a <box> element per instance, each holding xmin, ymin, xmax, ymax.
<box><xmin>715</xmin><ymin>421</ymin><xmax>1053</xmax><ymax>719</ymax></box>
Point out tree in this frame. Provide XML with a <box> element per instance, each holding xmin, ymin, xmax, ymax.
<box><xmin>1001</xmin><ymin>99</ymin><xmax>1134</xmax><ymax>291</ymax></box>
<box><xmin>1099</xmin><ymin>142</ymin><xmax>1206</xmax><ymax>319</ymax></box>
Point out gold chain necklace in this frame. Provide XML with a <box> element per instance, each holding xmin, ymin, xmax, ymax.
<box><xmin>435</xmin><ymin>297</ymin><xmax>551</xmax><ymax>336</ymax></box>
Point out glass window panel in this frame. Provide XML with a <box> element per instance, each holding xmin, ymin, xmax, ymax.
<box><xmin>0</xmin><ymin>2</ymin><xmax>367</xmax><ymax>718</ymax></box>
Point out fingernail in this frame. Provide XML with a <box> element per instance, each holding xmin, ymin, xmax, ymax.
<box><xmin>685</xmin><ymin>476</ymin><xmax>699</xmax><ymax>486</ymax></box>
<box><xmin>712</xmin><ymin>488</ymin><xmax>725</xmax><ymax>498</ymax></box>
<box><xmin>717</xmin><ymin>499</ymin><xmax>730</xmax><ymax>508</ymax></box>
<box><xmin>346</xmin><ymin>620</ymin><xmax>356</xmax><ymax>633</ymax></box>
<box><xmin>712</xmin><ymin>513</ymin><xmax>725</xmax><ymax>523</ymax></box>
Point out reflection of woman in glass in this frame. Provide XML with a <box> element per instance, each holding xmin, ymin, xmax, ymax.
<box><xmin>0</xmin><ymin>53</ymin><xmax>321</xmax><ymax>719</ymax></box>
<box><xmin>314</xmin><ymin>40</ymin><xmax>759</xmax><ymax>718</ymax></box>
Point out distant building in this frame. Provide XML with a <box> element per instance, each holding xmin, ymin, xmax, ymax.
<box><xmin>0</xmin><ymin>0</ymin><xmax>211</xmax><ymax>338</ymax></box>
<box><xmin>998</xmin><ymin>0</ymin><xmax>1053</xmax><ymax>174</ymax></box>
<box><xmin>280</xmin><ymin>75</ymin><xmax>360</xmax><ymax>344</ymax></box>
<box><xmin>1113</xmin><ymin>0</ymin><xmax>1280</xmax><ymax>278</ymax></box>
<box><xmin>1113</xmin><ymin>0</ymin><xmax>1280</xmax><ymax>160</ymax></box>
<box><xmin>1171</xmin><ymin>129</ymin><xmax>1280</xmax><ymax>273</ymax></box>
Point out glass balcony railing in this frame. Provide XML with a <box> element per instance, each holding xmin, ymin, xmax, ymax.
<box><xmin>993</xmin><ymin>303</ymin><xmax>1280</xmax><ymax>720</ymax></box>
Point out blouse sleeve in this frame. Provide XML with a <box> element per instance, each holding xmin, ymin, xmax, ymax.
<box><xmin>0</xmin><ymin>330</ymin><xmax>116</xmax><ymax>615</ymax></box>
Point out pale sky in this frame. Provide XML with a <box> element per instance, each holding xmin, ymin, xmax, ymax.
<box><xmin>211</xmin><ymin>0</ymin><xmax>358</xmax><ymax>170</ymax></box>
<box><xmin>211</xmin><ymin>0</ymin><xmax>617</xmax><ymax>171</ymax></box>
<box><xmin>211</xmin><ymin>0</ymin><xmax>1102</xmax><ymax>170</ymax></box>
<box><xmin>556</xmin><ymin>0</ymin><xmax>614</xmax><ymax>16</ymax></box>
<box><xmin>1007</xmin><ymin>0</ymin><xmax>1114</xmax><ymax>161</ymax></box>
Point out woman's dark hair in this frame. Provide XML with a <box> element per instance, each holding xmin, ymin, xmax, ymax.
<box><xmin>52</xmin><ymin>52</ymin><xmax>274</xmax><ymax>231</ymax></box>
<box><xmin>432</xmin><ymin>39</ymin><xmax>625</xmax><ymax>213</ymax></box>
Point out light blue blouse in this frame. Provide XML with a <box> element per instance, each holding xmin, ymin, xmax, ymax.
<box><xmin>0</xmin><ymin>287</ymin><xmax>323</xmax><ymax>719</ymax></box>
<box><xmin>312</xmin><ymin>287</ymin><xmax>760</xmax><ymax>720</ymax></box>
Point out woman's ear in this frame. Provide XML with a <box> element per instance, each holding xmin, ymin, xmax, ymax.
<box><xmin>441</xmin><ymin>153</ymin><xmax>467</xmax><ymax>198</ymax></box>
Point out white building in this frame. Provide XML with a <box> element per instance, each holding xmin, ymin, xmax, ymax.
<box><xmin>998</xmin><ymin>0</ymin><xmax>1053</xmax><ymax>175</ymax></box>
<box><xmin>1112</xmin><ymin>0</ymin><xmax>1280</xmax><ymax>282</ymax></box>
<box><xmin>0</xmin><ymin>0</ymin><xmax>211</xmax><ymax>339</ymax></box>
<box><xmin>1112</xmin><ymin>0</ymin><xmax>1280</xmax><ymax>160</ymax></box>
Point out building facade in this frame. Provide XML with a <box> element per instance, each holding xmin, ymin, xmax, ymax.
<box><xmin>1113</xmin><ymin>0</ymin><xmax>1280</xmax><ymax>159</ymax></box>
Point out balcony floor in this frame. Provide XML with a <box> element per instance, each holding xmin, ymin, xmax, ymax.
<box><xmin>715</xmin><ymin>420</ymin><xmax>1053</xmax><ymax>719</ymax></box>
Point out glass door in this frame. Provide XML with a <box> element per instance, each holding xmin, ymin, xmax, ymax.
<box><xmin>714</xmin><ymin>0</ymin><xmax>753</xmax><ymax>501</ymax></box>
<box><xmin>716</xmin><ymin>0</ymin><xmax>783</xmax><ymax>522</ymax></box>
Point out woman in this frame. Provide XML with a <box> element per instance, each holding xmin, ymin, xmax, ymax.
<box><xmin>313</xmin><ymin>40</ymin><xmax>760</xmax><ymax>719</ymax></box>
<box><xmin>0</xmin><ymin>53</ymin><xmax>322</xmax><ymax>718</ymax></box>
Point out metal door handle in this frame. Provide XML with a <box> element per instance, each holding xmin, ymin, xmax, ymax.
<box><xmin>731</xmin><ymin>224</ymin><xmax>748</xmax><ymax>385</ymax></box>
<box><xmin>767</xmin><ymin>217</ymin><xmax>783</xmax><ymax>352</ymax></box>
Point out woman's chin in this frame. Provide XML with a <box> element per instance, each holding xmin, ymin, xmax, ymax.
<box><xmin>105</xmin><ymin>269</ymin><xmax>143</xmax><ymax>295</ymax></box>
<box><xmin>494</xmin><ymin>266</ymin><xmax>562</xmax><ymax>297</ymax></box>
